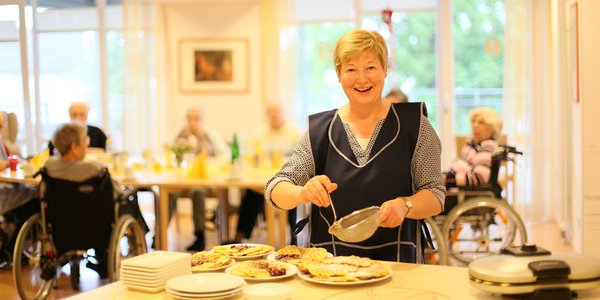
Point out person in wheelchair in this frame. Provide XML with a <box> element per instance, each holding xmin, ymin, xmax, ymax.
<box><xmin>0</xmin><ymin>112</ymin><xmax>38</xmax><ymax>268</ymax></box>
<box><xmin>43</xmin><ymin>122</ymin><xmax>146</xmax><ymax>278</ymax></box>
<box><xmin>443</xmin><ymin>107</ymin><xmax>503</xmax><ymax>213</ymax></box>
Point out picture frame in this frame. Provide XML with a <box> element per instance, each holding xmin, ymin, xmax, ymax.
<box><xmin>179</xmin><ymin>38</ymin><xmax>248</xmax><ymax>93</ymax></box>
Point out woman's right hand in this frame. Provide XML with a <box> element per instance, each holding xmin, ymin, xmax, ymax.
<box><xmin>298</xmin><ymin>175</ymin><xmax>338</xmax><ymax>207</ymax></box>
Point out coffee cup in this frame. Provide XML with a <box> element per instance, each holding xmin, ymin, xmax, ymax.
<box><xmin>8</xmin><ymin>155</ymin><xmax>18</xmax><ymax>171</ymax></box>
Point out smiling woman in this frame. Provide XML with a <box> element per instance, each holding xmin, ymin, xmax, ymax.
<box><xmin>265</xmin><ymin>29</ymin><xmax>445</xmax><ymax>264</ymax></box>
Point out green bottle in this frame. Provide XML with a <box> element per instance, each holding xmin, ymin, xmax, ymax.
<box><xmin>231</xmin><ymin>133</ymin><xmax>240</xmax><ymax>164</ymax></box>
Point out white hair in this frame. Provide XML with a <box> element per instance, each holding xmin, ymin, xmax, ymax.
<box><xmin>469</xmin><ymin>107</ymin><xmax>503</xmax><ymax>140</ymax></box>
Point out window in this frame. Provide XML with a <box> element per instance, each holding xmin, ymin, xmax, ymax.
<box><xmin>453</xmin><ymin>0</ymin><xmax>505</xmax><ymax>134</ymax></box>
<box><xmin>0</xmin><ymin>3</ymin><xmax>127</xmax><ymax>154</ymax></box>
<box><xmin>106</xmin><ymin>30</ymin><xmax>125</xmax><ymax>150</ymax></box>
<box><xmin>38</xmin><ymin>31</ymin><xmax>101</xmax><ymax>140</ymax></box>
<box><xmin>288</xmin><ymin>22</ymin><xmax>353</xmax><ymax>126</ymax></box>
<box><xmin>362</xmin><ymin>11</ymin><xmax>438</xmax><ymax>128</ymax></box>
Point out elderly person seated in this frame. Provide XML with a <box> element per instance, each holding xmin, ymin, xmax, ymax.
<box><xmin>167</xmin><ymin>106</ymin><xmax>227</xmax><ymax>251</ymax></box>
<box><xmin>48</xmin><ymin>102</ymin><xmax>108</xmax><ymax>155</ymax></box>
<box><xmin>0</xmin><ymin>113</ymin><xmax>38</xmax><ymax>268</ymax></box>
<box><xmin>44</xmin><ymin>122</ymin><xmax>124</xmax><ymax>278</ymax></box>
<box><xmin>444</xmin><ymin>107</ymin><xmax>503</xmax><ymax>188</ymax></box>
<box><xmin>443</xmin><ymin>107</ymin><xmax>503</xmax><ymax>212</ymax></box>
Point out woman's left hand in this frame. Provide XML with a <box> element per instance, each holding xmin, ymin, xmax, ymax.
<box><xmin>379</xmin><ymin>198</ymin><xmax>407</xmax><ymax>228</ymax></box>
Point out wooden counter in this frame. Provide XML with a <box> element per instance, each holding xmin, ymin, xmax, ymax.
<box><xmin>64</xmin><ymin>262</ymin><xmax>600</xmax><ymax>300</ymax></box>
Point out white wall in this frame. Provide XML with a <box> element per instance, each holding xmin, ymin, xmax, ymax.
<box><xmin>572</xmin><ymin>0</ymin><xmax>600</xmax><ymax>254</ymax></box>
<box><xmin>163</xmin><ymin>1</ymin><xmax>264</xmax><ymax>144</ymax></box>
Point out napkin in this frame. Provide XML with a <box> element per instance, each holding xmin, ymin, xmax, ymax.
<box><xmin>29</xmin><ymin>148</ymin><xmax>50</xmax><ymax>172</ymax></box>
<box><xmin>186</xmin><ymin>150</ymin><xmax>207</xmax><ymax>179</ymax></box>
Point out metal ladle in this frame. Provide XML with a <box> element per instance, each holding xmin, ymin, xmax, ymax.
<box><xmin>327</xmin><ymin>193</ymin><xmax>381</xmax><ymax>243</ymax></box>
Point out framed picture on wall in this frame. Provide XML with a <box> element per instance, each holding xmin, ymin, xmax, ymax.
<box><xmin>179</xmin><ymin>38</ymin><xmax>248</xmax><ymax>93</ymax></box>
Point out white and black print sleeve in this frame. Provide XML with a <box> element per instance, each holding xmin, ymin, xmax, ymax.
<box><xmin>264</xmin><ymin>132</ymin><xmax>315</xmax><ymax>208</ymax></box>
<box><xmin>412</xmin><ymin>115</ymin><xmax>447</xmax><ymax>208</ymax></box>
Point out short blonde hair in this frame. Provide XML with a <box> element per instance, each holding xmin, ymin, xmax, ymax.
<box><xmin>470</xmin><ymin>107</ymin><xmax>503</xmax><ymax>140</ymax></box>
<box><xmin>52</xmin><ymin>122</ymin><xmax>87</xmax><ymax>156</ymax></box>
<box><xmin>333</xmin><ymin>29</ymin><xmax>388</xmax><ymax>78</ymax></box>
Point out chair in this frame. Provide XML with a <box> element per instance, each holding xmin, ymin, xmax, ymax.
<box><xmin>12</xmin><ymin>168</ymin><xmax>147</xmax><ymax>300</ymax></box>
<box><xmin>0</xmin><ymin>111</ymin><xmax>20</xmax><ymax>156</ymax></box>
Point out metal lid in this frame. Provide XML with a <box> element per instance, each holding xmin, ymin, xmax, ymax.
<box><xmin>469</xmin><ymin>252</ymin><xmax>600</xmax><ymax>284</ymax></box>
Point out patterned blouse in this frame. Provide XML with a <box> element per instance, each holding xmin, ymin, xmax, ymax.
<box><xmin>264</xmin><ymin>111</ymin><xmax>446</xmax><ymax>209</ymax></box>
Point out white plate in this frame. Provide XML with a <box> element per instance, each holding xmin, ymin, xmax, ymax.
<box><xmin>166</xmin><ymin>273</ymin><xmax>245</xmax><ymax>294</ymax></box>
<box><xmin>167</xmin><ymin>290</ymin><xmax>243</xmax><ymax>300</ymax></box>
<box><xmin>192</xmin><ymin>258</ymin><xmax>235</xmax><ymax>273</ymax></box>
<box><xmin>297</xmin><ymin>269</ymin><xmax>392</xmax><ymax>286</ymax></box>
<box><xmin>166</xmin><ymin>289</ymin><xmax>244</xmax><ymax>300</ymax></box>
<box><xmin>165</xmin><ymin>285</ymin><xmax>244</xmax><ymax>299</ymax></box>
<box><xmin>123</xmin><ymin>283</ymin><xmax>166</xmax><ymax>293</ymax></box>
<box><xmin>121</xmin><ymin>265</ymin><xmax>191</xmax><ymax>284</ymax></box>
<box><xmin>225</xmin><ymin>263</ymin><xmax>297</xmax><ymax>282</ymax></box>
<box><xmin>214</xmin><ymin>243</ymin><xmax>274</xmax><ymax>260</ymax></box>
<box><xmin>121</xmin><ymin>251</ymin><xmax>191</xmax><ymax>270</ymax></box>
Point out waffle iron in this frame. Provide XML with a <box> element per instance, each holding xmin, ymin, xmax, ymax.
<box><xmin>469</xmin><ymin>244</ymin><xmax>600</xmax><ymax>299</ymax></box>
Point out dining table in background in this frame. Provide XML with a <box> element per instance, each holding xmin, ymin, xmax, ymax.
<box><xmin>0</xmin><ymin>165</ymin><xmax>289</xmax><ymax>251</ymax></box>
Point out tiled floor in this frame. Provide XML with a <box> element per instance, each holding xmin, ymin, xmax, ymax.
<box><xmin>0</xmin><ymin>196</ymin><xmax>575</xmax><ymax>300</ymax></box>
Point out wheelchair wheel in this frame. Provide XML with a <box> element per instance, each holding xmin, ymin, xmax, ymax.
<box><xmin>13</xmin><ymin>213</ymin><xmax>56</xmax><ymax>300</ymax></box>
<box><xmin>107</xmin><ymin>214</ymin><xmax>147</xmax><ymax>282</ymax></box>
<box><xmin>442</xmin><ymin>197</ymin><xmax>527</xmax><ymax>266</ymax></box>
<box><xmin>423</xmin><ymin>217</ymin><xmax>448</xmax><ymax>265</ymax></box>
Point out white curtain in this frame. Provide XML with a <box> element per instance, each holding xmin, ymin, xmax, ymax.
<box><xmin>122</xmin><ymin>0</ymin><xmax>167</xmax><ymax>155</ymax></box>
<box><xmin>503</xmin><ymin>0</ymin><xmax>534</xmax><ymax>219</ymax></box>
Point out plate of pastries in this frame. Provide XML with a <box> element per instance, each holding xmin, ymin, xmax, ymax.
<box><xmin>212</xmin><ymin>243</ymin><xmax>275</xmax><ymax>260</ymax></box>
<box><xmin>267</xmin><ymin>245</ymin><xmax>332</xmax><ymax>265</ymax></box>
<box><xmin>225</xmin><ymin>260</ymin><xmax>297</xmax><ymax>281</ymax></box>
<box><xmin>296</xmin><ymin>255</ymin><xmax>392</xmax><ymax>285</ymax></box>
<box><xmin>191</xmin><ymin>251</ymin><xmax>235</xmax><ymax>272</ymax></box>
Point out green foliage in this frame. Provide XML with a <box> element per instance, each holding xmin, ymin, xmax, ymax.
<box><xmin>293</xmin><ymin>0</ymin><xmax>505</xmax><ymax>135</ymax></box>
<box><xmin>453</xmin><ymin>0</ymin><xmax>505</xmax><ymax>134</ymax></box>
<box><xmin>453</xmin><ymin>0</ymin><xmax>505</xmax><ymax>89</ymax></box>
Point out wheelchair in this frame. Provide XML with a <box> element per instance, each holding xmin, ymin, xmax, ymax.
<box><xmin>429</xmin><ymin>145</ymin><xmax>527</xmax><ymax>266</ymax></box>
<box><xmin>12</xmin><ymin>167</ymin><xmax>147</xmax><ymax>300</ymax></box>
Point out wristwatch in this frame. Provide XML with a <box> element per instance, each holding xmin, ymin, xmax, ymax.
<box><xmin>399</xmin><ymin>197</ymin><xmax>413</xmax><ymax>216</ymax></box>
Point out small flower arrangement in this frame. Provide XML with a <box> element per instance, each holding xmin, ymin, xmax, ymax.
<box><xmin>166</xmin><ymin>143</ymin><xmax>193</xmax><ymax>168</ymax></box>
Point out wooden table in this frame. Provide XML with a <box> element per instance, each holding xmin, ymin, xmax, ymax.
<box><xmin>0</xmin><ymin>167</ymin><xmax>288</xmax><ymax>250</ymax></box>
<box><xmin>63</xmin><ymin>261</ymin><xmax>600</xmax><ymax>300</ymax></box>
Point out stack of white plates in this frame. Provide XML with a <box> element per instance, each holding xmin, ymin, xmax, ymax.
<box><xmin>166</xmin><ymin>273</ymin><xmax>245</xmax><ymax>299</ymax></box>
<box><xmin>121</xmin><ymin>251</ymin><xmax>191</xmax><ymax>293</ymax></box>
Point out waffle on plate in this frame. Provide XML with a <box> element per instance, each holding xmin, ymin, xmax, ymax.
<box><xmin>273</xmin><ymin>245</ymin><xmax>330</xmax><ymax>264</ymax></box>
<box><xmin>190</xmin><ymin>251</ymin><xmax>234</xmax><ymax>271</ymax></box>
<box><xmin>228</xmin><ymin>260</ymin><xmax>290</xmax><ymax>278</ymax></box>
<box><xmin>212</xmin><ymin>244</ymin><xmax>274</xmax><ymax>258</ymax></box>
<box><xmin>298</xmin><ymin>255</ymin><xmax>391</xmax><ymax>283</ymax></box>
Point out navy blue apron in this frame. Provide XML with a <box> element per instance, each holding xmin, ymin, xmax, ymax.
<box><xmin>307</xmin><ymin>102</ymin><xmax>424</xmax><ymax>263</ymax></box>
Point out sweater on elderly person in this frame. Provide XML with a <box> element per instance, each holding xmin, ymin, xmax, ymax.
<box><xmin>446</xmin><ymin>139</ymin><xmax>499</xmax><ymax>187</ymax></box>
<box><xmin>0</xmin><ymin>136</ymin><xmax>38</xmax><ymax>215</ymax></box>
<box><xmin>43</xmin><ymin>157</ymin><xmax>121</xmax><ymax>199</ymax></box>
